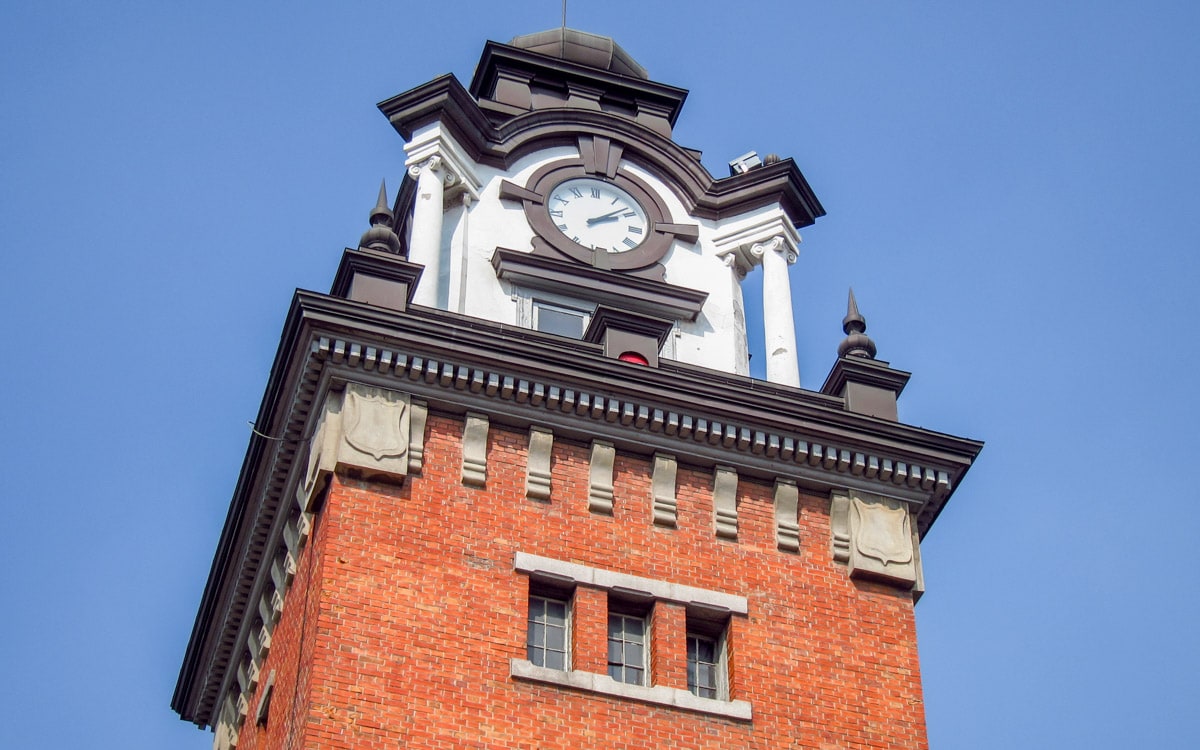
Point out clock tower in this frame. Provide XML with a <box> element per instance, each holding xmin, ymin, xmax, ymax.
<box><xmin>174</xmin><ymin>29</ymin><xmax>981</xmax><ymax>750</ymax></box>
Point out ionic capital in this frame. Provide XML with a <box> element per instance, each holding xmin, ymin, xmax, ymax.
<box><xmin>750</xmin><ymin>236</ymin><xmax>796</xmax><ymax>264</ymax></box>
<box><xmin>408</xmin><ymin>155</ymin><xmax>460</xmax><ymax>189</ymax></box>
<box><xmin>719</xmin><ymin>250</ymin><xmax>747</xmax><ymax>279</ymax></box>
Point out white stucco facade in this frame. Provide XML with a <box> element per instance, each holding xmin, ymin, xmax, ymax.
<box><xmin>402</xmin><ymin>123</ymin><xmax>803</xmax><ymax>380</ymax></box>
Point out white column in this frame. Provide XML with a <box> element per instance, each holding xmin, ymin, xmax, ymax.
<box><xmin>407</xmin><ymin>155</ymin><xmax>453</xmax><ymax>308</ymax></box>
<box><xmin>722</xmin><ymin>251</ymin><xmax>751</xmax><ymax>376</ymax></box>
<box><xmin>448</xmin><ymin>194</ymin><xmax>472</xmax><ymax>314</ymax></box>
<box><xmin>753</xmin><ymin>236</ymin><xmax>800</xmax><ymax>387</ymax></box>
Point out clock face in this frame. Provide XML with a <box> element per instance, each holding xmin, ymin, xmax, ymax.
<box><xmin>546</xmin><ymin>177</ymin><xmax>649</xmax><ymax>253</ymax></box>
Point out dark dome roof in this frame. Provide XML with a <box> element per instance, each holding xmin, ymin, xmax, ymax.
<box><xmin>509</xmin><ymin>28</ymin><xmax>648</xmax><ymax>79</ymax></box>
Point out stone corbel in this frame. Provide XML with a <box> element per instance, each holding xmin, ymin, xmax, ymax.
<box><xmin>588</xmin><ymin>440</ymin><xmax>616</xmax><ymax>514</ymax></box>
<box><xmin>526</xmin><ymin>426</ymin><xmax>553</xmax><ymax>500</ymax></box>
<box><xmin>830</xmin><ymin>489</ymin><xmax>923</xmax><ymax>590</ymax></box>
<box><xmin>461</xmin><ymin>413</ymin><xmax>489</xmax><ymax>487</ymax></box>
<box><xmin>214</xmin><ymin>694</ymin><xmax>241</xmax><ymax>750</ymax></box>
<box><xmin>713</xmin><ymin>466</ymin><xmax>739</xmax><ymax>540</ymax></box>
<box><xmin>408</xmin><ymin>399</ymin><xmax>428</xmax><ymax>474</ymax></box>
<box><xmin>774</xmin><ymin>479</ymin><xmax>800</xmax><ymax>552</ymax></box>
<box><xmin>651</xmin><ymin>453</ymin><xmax>678</xmax><ymax>527</ymax></box>
<box><xmin>301</xmin><ymin>383</ymin><xmax>412</xmax><ymax>501</ymax></box>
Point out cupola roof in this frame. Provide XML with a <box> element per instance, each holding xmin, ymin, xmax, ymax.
<box><xmin>509</xmin><ymin>27</ymin><xmax>648</xmax><ymax>79</ymax></box>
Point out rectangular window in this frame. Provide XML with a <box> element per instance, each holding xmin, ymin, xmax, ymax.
<box><xmin>687</xmin><ymin>634</ymin><xmax>720</xmax><ymax>699</ymax></box>
<box><xmin>686</xmin><ymin>609</ymin><xmax>728</xmax><ymax>700</ymax></box>
<box><xmin>532</xmin><ymin>299</ymin><xmax>589</xmax><ymax>338</ymax></box>
<box><xmin>527</xmin><ymin>595</ymin><xmax>570</xmax><ymax>671</ymax></box>
<box><xmin>607</xmin><ymin>611</ymin><xmax>648</xmax><ymax>686</ymax></box>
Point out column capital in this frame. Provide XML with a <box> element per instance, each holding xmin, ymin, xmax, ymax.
<box><xmin>719</xmin><ymin>250</ymin><xmax>748</xmax><ymax>280</ymax></box>
<box><xmin>403</xmin><ymin>125</ymin><xmax>481</xmax><ymax>201</ymax></box>
<box><xmin>750</xmin><ymin>236</ymin><xmax>797</xmax><ymax>265</ymax></box>
<box><xmin>408</xmin><ymin>155</ymin><xmax>458</xmax><ymax>187</ymax></box>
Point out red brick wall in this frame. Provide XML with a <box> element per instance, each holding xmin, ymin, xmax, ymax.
<box><xmin>244</xmin><ymin>412</ymin><xmax>927</xmax><ymax>749</ymax></box>
<box><xmin>235</xmin><ymin>499</ymin><xmax>326</xmax><ymax>750</ymax></box>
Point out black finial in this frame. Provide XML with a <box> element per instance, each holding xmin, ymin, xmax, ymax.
<box><xmin>838</xmin><ymin>288</ymin><xmax>877</xmax><ymax>359</ymax></box>
<box><xmin>370</xmin><ymin>180</ymin><xmax>393</xmax><ymax>225</ymax></box>
<box><xmin>359</xmin><ymin>180</ymin><xmax>402</xmax><ymax>254</ymax></box>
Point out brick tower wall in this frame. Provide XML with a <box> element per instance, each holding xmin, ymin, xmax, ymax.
<box><xmin>232</xmin><ymin>412</ymin><xmax>928</xmax><ymax>750</ymax></box>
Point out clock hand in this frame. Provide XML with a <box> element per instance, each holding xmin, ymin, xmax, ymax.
<box><xmin>586</xmin><ymin>208</ymin><xmax>625</xmax><ymax>226</ymax></box>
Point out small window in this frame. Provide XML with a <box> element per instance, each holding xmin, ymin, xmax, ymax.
<box><xmin>607</xmin><ymin>609</ymin><xmax>648</xmax><ymax>686</ymax></box>
<box><xmin>527</xmin><ymin>594</ymin><xmax>570</xmax><ymax>671</ymax></box>
<box><xmin>686</xmin><ymin>611</ymin><xmax>728</xmax><ymax>700</ymax></box>
<box><xmin>532</xmin><ymin>299</ymin><xmax>589</xmax><ymax>338</ymax></box>
<box><xmin>687</xmin><ymin>635</ymin><xmax>720</xmax><ymax>699</ymax></box>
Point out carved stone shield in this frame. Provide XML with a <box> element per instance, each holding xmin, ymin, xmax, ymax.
<box><xmin>342</xmin><ymin>387</ymin><xmax>409</xmax><ymax>460</ymax></box>
<box><xmin>852</xmin><ymin>496</ymin><xmax>913</xmax><ymax>567</ymax></box>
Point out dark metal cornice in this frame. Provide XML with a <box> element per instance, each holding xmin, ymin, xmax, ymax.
<box><xmin>468</xmin><ymin>40</ymin><xmax>690</xmax><ymax>126</ymax></box>
<box><xmin>378</xmin><ymin>78</ymin><xmax>824</xmax><ymax>226</ymax></box>
<box><xmin>377</xmin><ymin>74</ymin><xmax>495</xmax><ymax>158</ymax></box>
<box><xmin>310</xmin><ymin>294</ymin><xmax>978</xmax><ymax>465</ymax></box>
<box><xmin>172</xmin><ymin>291</ymin><xmax>317</xmax><ymax>724</ymax></box>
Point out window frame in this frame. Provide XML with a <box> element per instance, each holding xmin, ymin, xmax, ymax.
<box><xmin>685</xmin><ymin>610</ymin><xmax>729</xmax><ymax>701</ymax></box>
<box><xmin>606</xmin><ymin>605</ymin><xmax>650</xmax><ymax>686</ymax></box>
<box><xmin>526</xmin><ymin>587</ymin><xmax>572</xmax><ymax>672</ymax></box>
<box><xmin>511</xmin><ymin>553</ymin><xmax>751</xmax><ymax>721</ymax></box>
<box><xmin>532</xmin><ymin>298</ymin><xmax>592</xmax><ymax>339</ymax></box>
<box><xmin>514</xmin><ymin>288</ymin><xmax>678</xmax><ymax>357</ymax></box>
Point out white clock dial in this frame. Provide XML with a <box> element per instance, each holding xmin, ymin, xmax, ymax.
<box><xmin>546</xmin><ymin>177</ymin><xmax>649</xmax><ymax>253</ymax></box>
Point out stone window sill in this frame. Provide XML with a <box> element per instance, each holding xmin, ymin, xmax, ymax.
<box><xmin>510</xmin><ymin>659</ymin><xmax>752</xmax><ymax>721</ymax></box>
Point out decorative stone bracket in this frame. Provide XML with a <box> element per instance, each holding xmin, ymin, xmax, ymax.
<box><xmin>303</xmin><ymin>382</ymin><xmax>415</xmax><ymax>505</ymax></box>
<box><xmin>830</xmin><ymin>489</ymin><xmax>924</xmax><ymax>596</ymax></box>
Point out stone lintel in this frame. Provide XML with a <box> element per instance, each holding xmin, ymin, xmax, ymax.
<box><xmin>513</xmin><ymin>552</ymin><xmax>747</xmax><ymax>613</ymax></box>
<box><xmin>510</xmin><ymin>659</ymin><xmax>751</xmax><ymax>721</ymax></box>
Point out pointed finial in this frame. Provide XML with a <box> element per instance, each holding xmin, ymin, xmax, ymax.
<box><xmin>359</xmin><ymin>179</ymin><xmax>402</xmax><ymax>254</ymax></box>
<box><xmin>837</xmin><ymin>287</ymin><xmax>877</xmax><ymax>359</ymax></box>
<box><xmin>370</xmin><ymin>179</ymin><xmax>393</xmax><ymax>225</ymax></box>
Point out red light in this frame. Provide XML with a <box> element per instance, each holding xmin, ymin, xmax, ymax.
<box><xmin>617</xmin><ymin>351</ymin><xmax>649</xmax><ymax>366</ymax></box>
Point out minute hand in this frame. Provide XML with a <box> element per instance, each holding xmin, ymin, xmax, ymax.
<box><xmin>586</xmin><ymin>209</ymin><xmax>626</xmax><ymax>226</ymax></box>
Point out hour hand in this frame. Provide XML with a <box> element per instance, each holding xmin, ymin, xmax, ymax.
<box><xmin>586</xmin><ymin>209</ymin><xmax>624</xmax><ymax>226</ymax></box>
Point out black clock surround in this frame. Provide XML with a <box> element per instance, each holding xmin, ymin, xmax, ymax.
<box><xmin>500</xmin><ymin>136</ymin><xmax>699</xmax><ymax>274</ymax></box>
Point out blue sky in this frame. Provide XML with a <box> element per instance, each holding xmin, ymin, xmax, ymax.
<box><xmin>2</xmin><ymin>2</ymin><xmax>1197</xmax><ymax>747</ymax></box>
